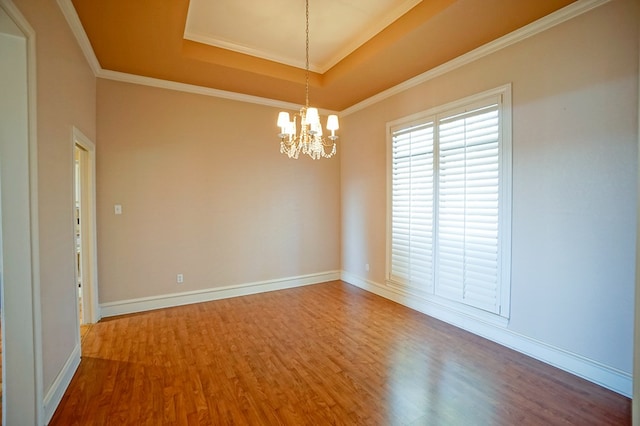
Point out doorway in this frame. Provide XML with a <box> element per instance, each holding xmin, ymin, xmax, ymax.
<box><xmin>0</xmin><ymin>1</ymin><xmax>43</xmax><ymax>424</ymax></box>
<box><xmin>73</xmin><ymin>128</ymin><xmax>99</xmax><ymax>329</ymax></box>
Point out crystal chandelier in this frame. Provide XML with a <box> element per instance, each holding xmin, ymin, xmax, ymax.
<box><xmin>277</xmin><ymin>0</ymin><xmax>339</xmax><ymax>160</ymax></box>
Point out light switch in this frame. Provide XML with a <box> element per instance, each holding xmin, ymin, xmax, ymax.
<box><xmin>114</xmin><ymin>204</ymin><xmax>122</xmax><ymax>215</ymax></box>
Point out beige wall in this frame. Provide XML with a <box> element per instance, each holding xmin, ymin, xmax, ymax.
<box><xmin>96</xmin><ymin>79</ymin><xmax>340</xmax><ymax>303</ymax></box>
<box><xmin>4</xmin><ymin>0</ymin><xmax>636</xmax><ymax>417</ymax></box>
<box><xmin>341</xmin><ymin>0</ymin><xmax>638</xmax><ymax>375</ymax></box>
<box><xmin>14</xmin><ymin>0</ymin><xmax>96</xmax><ymax>396</ymax></box>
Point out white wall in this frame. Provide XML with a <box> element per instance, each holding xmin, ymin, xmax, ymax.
<box><xmin>341</xmin><ymin>0</ymin><xmax>638</xmax><ymax>394</ymax></box>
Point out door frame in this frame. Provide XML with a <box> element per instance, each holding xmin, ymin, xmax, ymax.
<box><xmin>0</xmin><ymin>0</ymin><xmax>43</xmax><ymax>424</ymax></box>
<box><xmin>632</xmin><ymin>23</ymin><xmax>639</xmax><ymax>426</ymax></box>
<box><xmin>73</xmin><ymin>126</ymin><xmax>99</xmax><ymax>325</ymax></box>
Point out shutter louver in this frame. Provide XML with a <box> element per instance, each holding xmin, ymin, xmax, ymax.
<box><xmin>388</xmin><ymin>90</ymin><xmax>509</xmax><ymax>319</ymax></box>
<box><xmin>390</xmin><ymin>123</ymin><xmax>434</xmax><ymax>293</ymax></box>
<box><xmin>437</xmin><ymin>104</ymin><xmax>500</xmax><ymax>313</ymax></box>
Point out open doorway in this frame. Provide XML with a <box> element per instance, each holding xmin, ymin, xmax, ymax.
<box><xmin>73</xmin><ymin>128</ymin><xmax>99</xmax><ymax>332</ymax></box>
<box><xmin>0</xmin><ymin>1</ymin><xmax>42</xmax><ymax>424</ymax></box>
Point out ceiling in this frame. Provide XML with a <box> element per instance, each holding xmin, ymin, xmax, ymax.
<box><xmin>70</xmin><ymin>0</ymin><xmax>577</xmax><ymax>111</ymax></box>
<box><xmin>184</xmin><ymin>0</ymin><xmax>422</xmax><ymax>73</ymax></box>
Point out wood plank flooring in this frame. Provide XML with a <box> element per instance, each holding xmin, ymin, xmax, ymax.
<box><xmin>50</xmin><ymin>281</ymin><xmax>631</xmax><ymax>425</ymax></box>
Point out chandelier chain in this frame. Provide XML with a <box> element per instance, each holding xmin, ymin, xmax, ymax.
<box><xmin>305</xmin><ymin>0</ymin><xmax>310</xmax><ymax>108</ymax></box>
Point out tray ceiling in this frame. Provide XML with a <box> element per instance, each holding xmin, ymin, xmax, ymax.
<box><xmin>70</xmin><ymin>0</ymin><xmax>577</xmax><ymax>111</ymax></box>
<box><xmin>184</xmin><ymin>0</ymin><xmax>422</xmax><ymax>73</ymax></box>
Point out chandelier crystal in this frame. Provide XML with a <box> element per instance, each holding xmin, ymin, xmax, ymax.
<box><xmin>277</xmin><ymin>0</ymin><xmax>338</xmax><ymax>160</ymax></box>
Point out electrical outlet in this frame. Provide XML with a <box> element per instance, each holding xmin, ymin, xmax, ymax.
<box><xmin>365</xmin><ymin>263</ymin><xmax>370</xmax><ymax>272</ymax></box>
<box><xmin>177</xmin><ymin>273</ymin><xmax>184</xmax><ymax>284</ymax></box>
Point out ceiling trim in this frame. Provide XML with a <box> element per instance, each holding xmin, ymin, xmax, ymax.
<box><xmin>57</xmin><ymin>0</ymin><xmax>610</xmax><ymax>116</ymax></box>
<box><xmin>56</xmin><ymin>0</ymin><xmax>327</xmax><ymax>112</ymax></box>
<box><xmin>56</xmin><ymin>0</ymin><xmax>100</xmax><ymax>75</ymax></box>
<box><xmin>342</xmin><ymin>0</ymin><xmax>611</xmax><ymax>116</ymax></box>
<box><xmin>183</xmin><ymin>0</ymin><xmax>423</xmax><ymax>74</ymax></box>
<box><xmin>183</xmin><ymin>31</ymin><xmax>315</xmax><ymax>73</ymax></box>
<box><xmin>319</xmin><ymin>0</ymin><xmax>423</xmax><ymax>74</ymax></box>
<box><xmin>99</xmin><ymin>69</ymin><xmax>330</xmax><ymax>112</ymax></box>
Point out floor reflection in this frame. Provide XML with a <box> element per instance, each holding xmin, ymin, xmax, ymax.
<box><xmin>386</xmin><ymin>334</ymin><xmax>498</xmax><ymax>425</ymax></box>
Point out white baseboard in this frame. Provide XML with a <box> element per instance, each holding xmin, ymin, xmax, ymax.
<box><xmin>341</xmin><ymin>271</ymin><xmax>632</xmax><ymax>398</ymax></box>
<box><xmin>100</xmin><ymin>271</ymin><xmax>341</xmax><ymax>318</ymax></box>
<box><xmin>44</xmin><ymin>342</ymin><xmax>81</xmax><ymax>424</ymax></box>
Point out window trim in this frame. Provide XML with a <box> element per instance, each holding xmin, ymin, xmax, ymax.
<box><xmin>385</xmin><ymin>84</ymin><xmax>512</xmax><ymax>321</ymax></box>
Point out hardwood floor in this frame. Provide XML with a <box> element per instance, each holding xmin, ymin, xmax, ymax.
<box><xmin>50</xmin><ymin>281</ymin><xmax>630</xmax><ymax>425</ymax></box>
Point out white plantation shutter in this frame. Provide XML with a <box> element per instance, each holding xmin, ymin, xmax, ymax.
<box><xmin>388</xmin><ymin>87</ymin><xmax>510</xmax><ymax>318</ymax></box>
<box><xmin>390</xmin><ymin>122</ymin><xmax>434</xmax><ymax>293</ymax></box>
<box><xmin>437</xmin><ymin>104</ymin><xmax>500</xmax><ymax>313</ymax></box>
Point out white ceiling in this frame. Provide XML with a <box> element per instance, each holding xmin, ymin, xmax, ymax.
<box><xmin>184</xmin><ymin>0</ymin><xmax>422</xmax><ymax>73</ymax></box>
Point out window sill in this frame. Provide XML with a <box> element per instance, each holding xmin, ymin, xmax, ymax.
<box><xmin>385</xmin><ymin>280</ymin><xmax>510</xmax><ymax>329</ymax></box>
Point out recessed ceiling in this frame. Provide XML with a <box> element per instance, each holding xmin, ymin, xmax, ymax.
<box><xmin>70</xmin><ymin>0</ymin><xmax>578</xmax><ymax>111</ymax></box>
<box><xmin>184</xmin><ymin>0</ymin><xmax>422</xmax><ymax>73</ymax></box>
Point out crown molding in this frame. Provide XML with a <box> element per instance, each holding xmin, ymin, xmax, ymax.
<box><xmin>183</xmin><ymin>32</ymin><xmax>315</xmax><ymax>73</ymax></box>
<box><xmin>183</xmin><ymin>0</ymin><xmax>422</xmax><ymax>74</ymax></box>
<box><xmin>341</xmin><ymin>0</ymin><xmax>611</xmax><ymax>116</ymax></box>
<box><xmin>55</xmin><ymin>0</ymin><xmax>337</xmax><ymax>113</ymax></box>
<box><xmin>98</xmin><ymin>69</ymin><xmax>340</xmax><ymax>115</ymax></box>
<box><xmin>98</xmin><ymin>69</ymin><xmax>312</xmax><ymax>111</ymax></box>
<box><xmin>56</xmin><ymin>0</ymin><xmax>100</xmax><ymax>75</ymax></box>
<box><xmin>57</xmin><ymin>0</ymin><xmax>610</xmax><ymax>116</ymax></box>
<box><xmin>317</xmin><ymin>0</ymin><xmax>423</xmax><ymax>74</ymax></box>
<box><xmin>99</xmin><ymin>69</ymin><xmax>342</xmax><ymax>115</ymax></box>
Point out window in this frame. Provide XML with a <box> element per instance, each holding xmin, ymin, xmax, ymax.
<box><xmin>387</xmin><ymin>85</ymin><xmax>511</xmax><ymax>318</ymax></box>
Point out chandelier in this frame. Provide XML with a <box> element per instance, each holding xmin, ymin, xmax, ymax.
<box><xmin>277</xmin><ymin>0</ymin><xmax>339</xmax><ymax>160</ymax></box>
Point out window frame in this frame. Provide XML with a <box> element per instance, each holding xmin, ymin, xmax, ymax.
<box><xmin>385</xmin><ymin>84</ymin><xmax>512</xmax><ymax>321</ymax></box>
